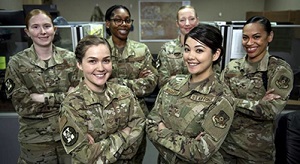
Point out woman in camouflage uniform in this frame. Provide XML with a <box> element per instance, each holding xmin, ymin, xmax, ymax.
<box><xmin>146</xmin><ymin>24</ymin><xmax>235</xmax><ymax>163</ymax></box>
<box><xmin>156</xmin><ymin>5</ymin><xmax>199</xmax><ymax>89</ymax></box>
<box><xmin>105</xmin><ymin>5</ymin><xmax>158</xmax><ymax>116</ymax></box>
<box><xmin>220</xmin><ymin>16</ymin><xmax>294</xmax><ymax>163</ymax></box>
<box><xmin>4</xmin><ymin>9</ymin><xmax>80</xmax><ymax>163</ymax></box>
<box><xmin>59</xmin><ymin>35</ymin><xmax>145</xmax><ymax>163</ymax></box>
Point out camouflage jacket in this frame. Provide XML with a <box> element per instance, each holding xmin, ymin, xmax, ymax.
<box><xmin>146</xmin><ymin>74</ymin><xmax>235</xmax><ymax>163</ymax></box>
<box><xmin>107</xmin><ymin>37</ymin><xmax>158</xmax><ymax>115</ymax></box>
<box><xmin>5</xmin><ymin>45</ymin><xmax>80</xmax><ymax>143</ymax></box>
<box><xmin>59</xmin><ymin>81</ymin><xmax>145</xmax><ymax>164</ymax></box>
<box><xmin>220</xmin><ymin>52</ymin><xmax>294</xmax><ymax>161</ymax></box>
<box><xmin>156</xmin><ymin>37</ymin><xmax>188</xmax><ymax>88</ymax></box>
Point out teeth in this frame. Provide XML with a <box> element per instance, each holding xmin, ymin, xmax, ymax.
<box><xmin>119</xmin><ymin>30</ymin><xmax>127</xmax><ymax>34</ymax></box>
<box><xmin>95</xmin><ymin>74</ymin><xmax>104</xmax><ymax>77</ymax></box>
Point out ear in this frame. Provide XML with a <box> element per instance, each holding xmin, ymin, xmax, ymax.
<box><xmin>54</xmin><ymin>26</ymin><xmax>57</xmax><ymax>33</ymax></box>
<box><xmin>77</xmin><ymin>62</ymin><xmax>83</xmax><ymax>71</ymax></box>
<box><xmin>105</xmin><ymin>20</ymin><xmax>110</xmax><ymax>29</ymax></box>
<box><xmin>268</xmin><ymin>31</ymin><xmax>274</xmax><ymax>43</ymax></box>
<box><xmin>24</xmin><ymin>28</ymin><xmax>30</xmax><ymax>37</ymax></box>
<box><xmin>212</xmin><ymin>48</ymin><xmax>221</xmax><ymax>62</ymax></box>
<box><xmin>176</xmin><ymin>20</ymin><xmax>179</xmax><ymax>28</ymax></box>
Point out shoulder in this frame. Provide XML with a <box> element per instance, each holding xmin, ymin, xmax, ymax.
<box><xmin>167</xmin><ymin>74</ymin><xmax>188</xmax><ymax>88</ymax></box>
<box><xmin>269</xmin><ymin>56</ymin><xmax>292</xmax><ymax>71</ymax></box>
<box><xmin>128</xmin><ymin>39</ymin><xmax>148</xmax><ymax>49</ymax></box>
<box><xmin>55</xmin><ymin>47</ymin><xmax>76</xmax><ymax>58</ymax></box>
<box><xmin>107</xmin><ymin>82</ymin><xmax>134</xmax><ymax>99</ymax></box>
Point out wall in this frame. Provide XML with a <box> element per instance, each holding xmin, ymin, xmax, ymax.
<box><xmin>52</xmin><ymin>0</ymin><xmax>265</xmax><ymax>54</ymax></box>
<box><xmin>265</xmin><ymin>0</ymin><xmax>300</xmax><ymax>11</ymax></box>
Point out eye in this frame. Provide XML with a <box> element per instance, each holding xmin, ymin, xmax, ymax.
<box><xmin>125</xmin><ymin>19</ymin><xmax>131</xmax><ymax>24</ymax></box>
<box><xmin>179</xmin><ymin>19</ymin><xmax>186</xmax><ymax>23</ymax></box>
<box><xmin>253</xmin><ymin>35</ymin><xmax>261</xmax><ymax>40</ymax></box>
<box><xmin>184</xmin><ymin>47</ymin><xmax>190</xmax><ymax>52</ymax></box>
<box><xmin>88</xmin><ymin>59</ymin><xmax>97</xmax><ymax>64</ymax></box>
<box><xmin>195</xmin><ymin>48</ymin><xmax>203</xmax><ymax>53</ymax></box>
<box><xmin>115</xmin><ymin>19</ymin><xmax>122</xmax><ymax>23</ymax></box>
<box><xmin>189</xmin><ymin>17</ymin><xmax>196</xmax><ymax>21</ymax></box>
<box><xmin>242</xmin><ymin>36</ymin><xmax>248</xmax><ymax>41</ymax></box>
<box><xmin>103</xmin><ymin>58</ymin><xmax>111</xmax><ymax>64</ymax></box>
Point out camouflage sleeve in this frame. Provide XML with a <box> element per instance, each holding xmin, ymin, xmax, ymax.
<box><xmin>5</xmin><ymin>61</ymin><xmax>46</xmax><ymax>117</ymax></box>
<box><xmin>157</xmin><ymin>47</ymin><xmax>172</xmax><ymax>89</ymax></box>
<box><xmin>44</xmin><ymin>67</ymin><xmax>80</xmax><ymax>107</ymax></box>
<box><xmin>147</xmin><ymin>92</ymin><xmax>235</xmax><ymax>163</ymax></box>
<box><xmin>119</xmin><ymin>92</ymin><xmax>146</xmax><ymax>159</ymax></box>
<box><xmin>119</xmin><ymin>48</ymin><xmax>158</xmax><ymax>97</ymax></box>
<box><xmin>59</xmin><ymin>101</ymin><xmax>129</xmax><ymax>164</ymax></box>
<box><xmin>221</xmin><ymin>65</ymin><xmax>293</xmax><ymax>120</ymax></box>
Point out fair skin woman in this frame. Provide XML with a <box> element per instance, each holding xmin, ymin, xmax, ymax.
<box><xmin>158</xmin><ymin>32</ymin><xmax>221</xmax><ymax>140</ymax></box>
<box><xmin>25</xmin><ymin>11</ymin><xmax>74</xmax><ymax>103</ymax></box>
<box><xmin>176</xmin><ymin>6</ymin><xmax>199</xmax><ymax>45</ymax></box>
<box><xmin>76</xmin><ymin>42</ymin><xmax>131</xmax><ymax>144</ymax></box>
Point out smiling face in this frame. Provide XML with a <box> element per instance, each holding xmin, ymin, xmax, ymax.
<box><xmin>106</xmin><ymin>8</ymin><xmax>132</xmax><ymax>41</ymax></box>
<box><xmin>176</xmin><ymin>7</ymin><xmax>199</xmax><ymax>35</ymax></box>
<box><xmin>183</xmin><ymin>37</ymin><xmax>220</xmax><ymax>82</ymax></box>
<box><xmin>77</xmin><ymin>44</ymin><xmax>112</xmax><ymax>92</ymax></box>
<box><xmin>24</xmin><ymin>13</ymin><xmax>56</xmax><ymax>48</ymax></box>
<box><xmin>242</xmin><ymin>22</ymin><xmax>273</xmax><ymax>63</ymax></box>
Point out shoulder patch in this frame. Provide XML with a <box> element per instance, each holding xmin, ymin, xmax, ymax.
<box><xmin>275</xmin><ymin>75</ymin><xmax>290</xmax><ymax>89</ymax></box>
<box><xmin>212</xmin><ymin>110</ymin><xmax>230</xmax><ymax>129</ymax></box>
<box><xmin>62</xmin><ymin>126</ymin><xmax>79</xmax><ymax>147</ymax></box>
<box><xmin>5</xmin><ymin>78</ymin><xmax>15</xmax><ymax>93</ymax></box>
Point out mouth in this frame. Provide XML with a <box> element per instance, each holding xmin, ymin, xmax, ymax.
<box><xmin>187</xmin><ymin>61</ymin><xmax>199</xmax><ymax>67</ymax></box>
<box><xmin>246</xmin><ymin>47</ymin><xmax>257</xmax><ymax>53</ymax></box>
<box><xmin>118</xmin><ymin>29</ymin><xmax>128</xmax><ymax>35</ymax></box>
<box><xmin>94</xmin><ymin>73</ymin><xmax>105</xmax><ymax>78</ymax></box>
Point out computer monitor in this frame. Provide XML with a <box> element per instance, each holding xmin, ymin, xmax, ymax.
<box><xmin>0</xmin><ymin>10</ymin><xmax>25</xmax><ymax>25</ymax></box>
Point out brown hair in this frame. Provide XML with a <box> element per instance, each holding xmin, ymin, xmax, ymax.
<box><xmin>176</xmin><ymin>5</ymin><xmax>198</xmax><ymax>20</ymax></box>
<box><xmin>25</xmin><ymin>9</ymin><xmax>53</xmax><ymax>29</ymax></box>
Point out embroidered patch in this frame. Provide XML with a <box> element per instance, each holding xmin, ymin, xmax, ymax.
<box><xmin>62</xmin><ymin>126</ymin><xmax>78</xmax><ymax>147</ymax></box>
<box><xmin>275</xmin><ymin>75</ymin><xmax>290</xmax><ymax>89</ymax></box>
<box><xmin>212</xmin><ymin>110</ymin><xmax>229</xmax><ymax>129</ymax></box>
<box><xmin>5</xmin><ymin>78</ymin><xmax>15</xmax><ymax>94</ymax></box>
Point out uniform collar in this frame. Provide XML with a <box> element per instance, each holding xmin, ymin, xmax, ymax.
<box><xmin>240</xmin><ymin>52</ymin><xmax>270</xmax><ymax>73</ymax></box>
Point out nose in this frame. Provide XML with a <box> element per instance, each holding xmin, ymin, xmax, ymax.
<box><xmin>40</xmin><ymin>27</ymin><xmax>46</xmax><ymax>34</ymax></box>
<box><xmin>185</xmin><ymin>19</ymin><xmax>191</xmax><ymax>25</ymax></box>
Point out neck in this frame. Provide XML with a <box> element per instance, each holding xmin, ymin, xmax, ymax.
<box><xmin>112</xmin><ymin>36</ymin><xmax>127</xmax><ymax>48</ymax></box>
<box><xmin>34</xmin><ymin>44</ymin><xmax>53</xmax><ymax>60</ymax></box>
<box><xmin>179</xmin><ymin>34</ymin><xmax>185</xmax><ymax>46</ymax></box>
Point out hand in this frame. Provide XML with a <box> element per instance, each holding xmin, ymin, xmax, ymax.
<box><xmin>122</xmin><ymin>127</ymin><xmax>132</xmax><ymax>135</ymax></box>
<box><xmin>195</xmin><ymin>132</ymin><xmax>205</xmax><ymax>140</ymax></box>
<box><xmin>30</xmin><ymin>93</ymin><xmax>45</xmax><ymax>103</ymax></box>
<box><xmin>86</xmin><ymin>133</ymin><xmax>95</xmax><ymax>144</ymax></box>
<box><xmin>139</xmin><ymin>69</ymin><xmax>152</xmax><ymax>78</ymax></box>
<box><xmin>158</xmin><ymin>122</ymin><xmax>166</xmax><ymax>131</ymax></box>
<box><xmin>262</xmin><ymin>88</ymin><xmax>281</xmax><ymax>101</ymax></box>
<box><xmin>67</xmin><ymin>87</ymin><xmax>75</xmax><ymax>94</ymax></box>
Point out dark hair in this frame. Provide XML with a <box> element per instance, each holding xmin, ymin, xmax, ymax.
<box><xmin>25</xmin><ymin>9</ymin><xmax>53</xmax><ymax>29</ymax></box>
<box><xmin>184</xmin><ymin>24</ymin><xmax>224</xmax><ymax>64</ymax></box>
<box><xmin>176</xmin><ymin>5</ymin><xmax>198</xmax><ymax>20</ymax></box>
<box><xmin>244</xmin><ymin>16</ymin><xmax>272</xmax><ymax>35</ymax></box>
<box><xmin>105</xmin><ymin>5</ymin><xmax>131</xmax><ymax>36</ymax></box>
<box><xmin>75</xmin><ymin>35</ymin><xmax>112</xmax><ymax>63</ymax></box>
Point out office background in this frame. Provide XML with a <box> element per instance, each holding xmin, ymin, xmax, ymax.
<box><xmin>1</xmin><ymin>0</ymin><xmax>300</xmax><ymax>53</ymax></box>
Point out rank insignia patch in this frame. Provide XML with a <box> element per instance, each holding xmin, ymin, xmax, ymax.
<box><xmin>5</xmin><ymin>78</ymin><xmax>15</xmax><ymax>94</ymax></box>
<box><xmin>212</xmin><ymin>110</ymin><xmax>229</xmax><ymax>129</ymax></box>
<box><xmin>275</xmin><ymin>75</ymin><xmax>290</xmax><ymax>89</ymax></box>
<box><xmin>62</xmin><ymin>126</ymin><xmax>78</xmax><ymax>147</ymax></box>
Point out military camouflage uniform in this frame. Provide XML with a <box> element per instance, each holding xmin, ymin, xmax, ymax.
<box><xmin>156</xmin><ymin>37</ymin><xmax>188</xmax><ymax>89</ymax></box>
<box><xmin>146</xmin><ymin>74</ymin><xmax>235</xmax><ymax>163</ymax></box>
<box><xmin>107</xmin><ymin>37</ymin><xmax>158</xmax><ymax>116</ymax></box>
<box><xmin>59</xmin><ymin>81</ymin><xmax>145</xmax><ymax>164</ymax></box>
<box><xmin>220</xmin><ymin>52</ymin><xmax>294</xmax><ymax>163</ymax></box>
<box><xmin>5</xmin><ymin>45</ymin><xmax>80</xmax><ymax>163</ymax></box>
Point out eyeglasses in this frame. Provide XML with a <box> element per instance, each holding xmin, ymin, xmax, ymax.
<box><xmin>111</xmin><ymin>19</ymin><xmax>134</xmax><ymax>25</ymax></box>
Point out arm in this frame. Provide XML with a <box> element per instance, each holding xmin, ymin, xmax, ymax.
<box><xmin>146</xmin><ymin>91</ymin><xmax>235</xmax><ymax>163</ymax></box>
<box><xmin>157</xmin><ymin>47</ymin><xmax>172</xmax><ymax>88</ymax></box>
<box><xmin>60</xmin><ymin>101</ymin><xmax>129</xmax><ymax>164</ymax></box>
<box><xmin>220</xmin><ymin>65</ymin><xmax>293</xmax><ymax>120</ymax></box>
<box><xmin>5</xmin><ymin>61</ymin><xmax>48</xmax><ymax>117</ymax></box>
<box><xmin>119</xmin><ymin>92</ymin><xmax>146</xmax><ymax>159</ymax></box>
<box><xmin>114</xmin><ymin>48</ymin><xmax>158</xmax><ymax>97</ymax></box>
